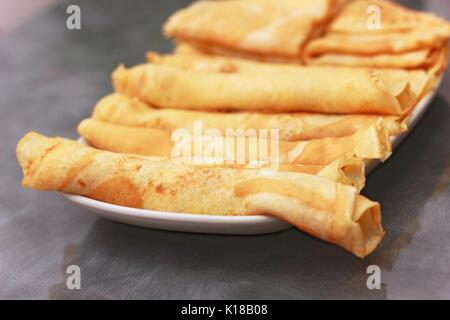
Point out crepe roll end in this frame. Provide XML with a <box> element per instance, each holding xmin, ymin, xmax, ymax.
<box><xmin>318</xmin><ymin>157</ymin><xmax>366</xmax><ymax>192</ymax></box>
<box><xmin>351</xmin><ymin>196</ymin><xmax>384</xmax><ymax>258</ymax></box>
<box><xmin>354</xmin><ymin>122</ymin><xmax>392</xmax><ymax>162</ymax></box>
<box><xmin>16</xmin><ymin>132</ymin><xmax>65</xmax><ymax>190</ymax></box>
<box><xmin>112</xmin><ymin>64</ymin><xmax>129</xmax><ymax>93</ymax></box>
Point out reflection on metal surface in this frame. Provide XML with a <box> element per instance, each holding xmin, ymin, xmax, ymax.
<box><xmin>431</xmin><ymin>160</ymin><xmax>450</xmax><ymax>199</ymax></box>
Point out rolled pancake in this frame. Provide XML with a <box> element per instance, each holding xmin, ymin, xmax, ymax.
<box><xmin>79</xmin><ymin>115</ymin><xmax>367</xmax><ymax>191</ymax></box>
<box><xmin>93</xmin><ymin>93</ymin><xmax>406</xmax><ymax>141</ymax></box>
<box><xmin>164</xmin><ymin>0</ymin><xmax>347</xmax><ymax>59</ymax></box>
<box><xmin>16</xmin><ymin>132</ymin><xmax>383</xmax><ymax>257</ymax></box>
<box><xmin>112</xmin><ymin>63</ymin><xmax>415</xmax><ymax>115</ymax></box>
<box><xmin>78</xmin><ymin>118</ymin><xmax>392</xmax><ymax>166</ymax></box>
<box><xmin>160</xmin><ymin>42</ymin><xmax>308</xmax><ymax>67</ymax></box>
<box><xmin>147</xmin><ymin>51</ymin><xmax>431</xmax><ymax>99</ymax></box>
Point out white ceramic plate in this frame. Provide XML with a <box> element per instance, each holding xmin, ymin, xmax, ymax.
<box><xmin>61</xmin><ymin>76</ymin><xmax>442</xmax><ymax>235</ymax></box>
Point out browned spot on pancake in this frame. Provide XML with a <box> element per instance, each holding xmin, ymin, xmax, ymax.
<box><xmin>176</xmin><ymin>174</ymin><xmax>188</xmax><ymax>184</ymax></box>
<box><xmin>157</xmin><ymin>71</ymin><xmax>175</xmax><ymax>91</ymax></box>
<box><xmin>60</xmin><ymin>151</ymin><xmax>96</xmax><ymax>189</ymax></box>
<box><xmin>431</xmin><ymin>160</ymin><xmax>450</xmax><ymax>199</ymax></box>
<box><xmin>219</xmin><ymin>62</ymin><xmax>238</xmax><ymax>73</ymax></box>
<box><xmin>89</xmin><ymin>176</ymin><xmax>143</xmax><ymax>208</ymax></box>
<box><xmin>78</xmin><ymin>179</ymin><xmax>86</xmax><ymax>188</ymax></box>
<box><xmin>27</xmin><ymin>141</ymin><xmax>62</xmax><ymax>177</ymax></box>
<box><xmin>150</xmin><ymin>117</ymin><xmax>170</xmax><ymax>131</ymax></box>
<box><xmin>135</xmin><ymin>164</ymin><xmax>142</xmax><ymax>172</ymax></box>
<box><xmin>44</xmin><ymin>142</ymin><xmax>62</xmax><ymax>155</ymax></box>
<box><xmin>155</xmin><ymin>183</ymin><xmax>165</xmax><ymax>193</ymax></box>
<box><xmin>235</xmin><ymin>178</ymin><xmax>334</xmax><ymax>212</ymax></box>
<box><xmin>25</xmin><ymin>159</ymin><xmax>33</xmax><ymax>175</ymax></box>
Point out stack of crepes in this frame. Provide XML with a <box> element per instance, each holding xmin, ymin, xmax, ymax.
<box><xmin>16</xmin><ymin>0</ymin><xmax>450</xmax><ymax>258</ymax></box>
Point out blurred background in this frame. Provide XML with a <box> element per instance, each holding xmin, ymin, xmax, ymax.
<box><xmin>1</xmin><ymin>0</ymin><xmax>449</xmax><ymax>37</ymax></box>
<box><xmin>0</xmin><ymin>0</ymin><xmax>57</xmax><ymax>36</ymax></box>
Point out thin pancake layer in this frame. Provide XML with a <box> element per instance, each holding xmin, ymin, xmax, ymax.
<box><xmin>78</xmin><ymin>118</ymin><xmax>392</xmax><ymax>166</ymax></box>
<box><xmin>93</xmin><ymin>93</ymin><xmax>407</xmax><ymax>141</ymax></box>
<box><xmin>112</xmin><ymin>64</ymin><xmax>415</xmax><ymax>115</ymax></box>
<box><xmin>305</xmin><ymin>31</ymin><xmax>449</xmax><ymax>56</ymax></box>
<box><xmin>305</xmin><ymin>47</ymin><xmax>437</xmax><ymax>70</ymax></box>
<box><xmin>147</xmin><ymin>50</ymin><xmax>431</xmax><ymax>99</ymax></box>
<box><xmin>304</xmin><ymin>0</ymin><xmax>450</xmax><ymax>69</ymax></box>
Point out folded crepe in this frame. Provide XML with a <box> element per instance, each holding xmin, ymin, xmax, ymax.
<box><xmin>305</xmin><ymin>31</ymin><xmax>449</xmax><ymax>57</ymax></box>
<box><xmin>93</xmin><ymin>93</ymin><xmax>406</xmax><ymax>141</ymax></box>
<box><xmin>16</xmin><ymin>132</ymin><xmax>383</xmax><ymax>257</ymax></box>
<box><xmin>178</xmin><ymin>33</ymin><xmax>450</xmax><ymax>71</ymax></box>
<box><xmin>329</xmin><ymin>0</ymin><xmax>450</xmax><ymax>35</ymax></box>
<box><xmin>78</xmin><ymin>118</ymin><xmax>392</xmax><ymax>167</ymax></box>
<box><xmin>173</xmin><ymin>40</ymin><xmax>311</xmax><ymax>64</ymax></box>
<box><xmin>78</xmin><ymin>114</ymin><xmax>366</xmax><ymax>191</ymax></box>
<box><xmin>164</xmin><ymin>0</ymin><xmax>348</xmax><ymax>60</ymax></box>
<box><xmin>304</xmin><ymin>0</ymin><xmax>450</xmax><ymax>69</ymax></box>
<box><xmin>112</xmin><ymin>63</ymin><xmax>416</xmax><ymax>115</ymax></box>
<box><xmin>78</xmin><ymin>116</ymin><xmax>367</xmax><ymax>191</ymax></box>
<box><xmin>147</xmin><ymin>50</ymin><xmax>432</xmax><ymax>99</ymax></box>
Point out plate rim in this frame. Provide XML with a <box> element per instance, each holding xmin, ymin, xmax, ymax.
<box><xmin>60</xmin><ymin>192</ymin><xmax>283</xmax><ymax>224</ymax></box>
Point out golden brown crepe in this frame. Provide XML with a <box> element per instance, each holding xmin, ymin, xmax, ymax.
<box><xmin>112</xmin><ymin>63</ymin><xmax>416</xmax><ymax>115</ymax></box>
<box><xmin>78</xmin><ymin>117</ymin><xmax>367</xmax><ymax>192</ymax></box>
<box><xmin>305</xmin><ymin>47</ymin><xmax>439</xmax><ymax>70</ymax></box>
<box><xmin>178</xmin><ymin>30</ymin><xmax>450</xmax><ymax>71</ymax></box>
<box><xmin>329</xmin><ymin>0</ymin><xmax>450</xmax><ymax>34</ymax></box>
<box><xmin>169</xmin><ymin>0</ymin><xmax>450</xmax><ymax>66</ymax></box>
<box><xmin>164</xmin><ymin>0</ymin><xmax>348</xmax><ymax>60</ymax></box>
<box><xmin>147</xmin><ymin>50</ymin><xmax>432</xmax><ymax>99</ymax></box>
<box><xmin>78</xmin><ymin>118</ymin><xmax>392</xmax><ymax>167</ymax></box>
<box><xmin>93</xmin><ymin>93</ymin><xmax>407</xmax><ymax>141</ymax></box>
<box><xmin>16</xmin><ymin>132</ymin><xmax>383</xmax><ymax>257</ymax></box>
<box><xmin>305</xmin><ymin>31</ymin><xmax>448</xmax><ymax>57</ymax></box>
<box><xmin>173</xmin><ymin>40</ymin><xmax>306</xmax><ymax>64</ymax></box>
<box><xmin>75</xmin><ymin>117</ymin><xmax>367</xmax><ymax>191</ymax></box>
<box><xmin>304</xmin><ymin>0</ymin><xmax>450</xmax><ymax>69</ymax></box>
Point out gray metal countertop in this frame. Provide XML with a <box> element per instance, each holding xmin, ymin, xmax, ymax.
<box><xmin>0</xmin><ymin>0</ymin><xmax>449</xmax><ymax>299</ymax></box>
